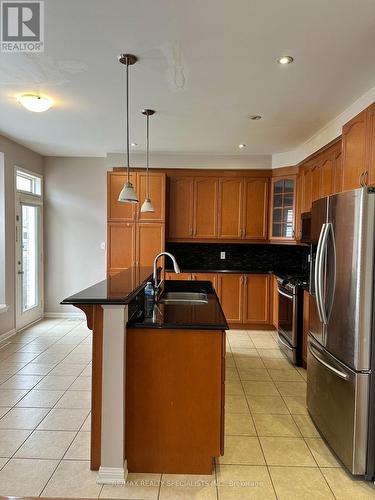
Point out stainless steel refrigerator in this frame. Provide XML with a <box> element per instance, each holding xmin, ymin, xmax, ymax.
<box><xmin>307</xmin><ymin>187</ymin><xmax>375</xmax><ymax>479</ymax></box>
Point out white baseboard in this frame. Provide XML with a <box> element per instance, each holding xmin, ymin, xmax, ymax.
<box><xmin>0</xmin><ymin>328</ymin><xmax>16</xmax><ymax>343</ymax></box>
<box><xmin>44</xmin><ymin>312</ymin><xmax>85</xmax><ymax>319</ymax></box>
<box><xmin>96</xmin><ymin>464</ymin><xmax>128</xmax><ymax>485</ymax></box>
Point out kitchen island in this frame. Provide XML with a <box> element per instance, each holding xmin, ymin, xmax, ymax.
<box><xmin>62</xmin><ymin>269</ymin><xmax>227</xmax><ymax>483</ymax></box>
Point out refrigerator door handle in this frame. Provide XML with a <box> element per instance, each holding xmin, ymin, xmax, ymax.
<box><xmin>315</xmin><ymin>223</ymin><xmax>328</xmax><ymax>324</ymax></box>
<box><xmin>325</xmin><ymin>222</ymin><xmax>336</xmax><ymax>323</ymax></box>
<box><xmin>308</xmin><ymin>343</ymin><xmax>349</xmax><ymax>380</ymax></box>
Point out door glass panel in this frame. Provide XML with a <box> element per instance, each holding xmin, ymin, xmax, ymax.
<box><xmin>272</xmin><ymin>179</ymin><xmax>295</xmax><ymax>238</ymax></box>
<box><xmin>22</xmin><ymin>205</ymin><xmax>39</xmax><ymax>311</ymax></box>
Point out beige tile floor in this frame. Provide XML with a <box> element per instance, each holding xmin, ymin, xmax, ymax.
<box><xmin>0</xmin><ymin>321</ymin><xmax>375</xmax><ymax>498</ymax></box>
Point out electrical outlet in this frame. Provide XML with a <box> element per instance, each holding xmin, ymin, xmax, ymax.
<box><xmin>100</xmin><ymin>242</ymin><xmax>106</xmax><ymax>250</ymax></box>
<box><xmin>220</xmin><ymin>251</ymin><xmax>226</xmax><ymax>260</ymax></box>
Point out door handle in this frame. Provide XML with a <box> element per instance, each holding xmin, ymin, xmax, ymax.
<box><xmin>315</xmin><ymin>223</ymin><xmax>328</xmax><ymax>324</ymax></box>
<box><xmin>18</xmin><ymin>271</ymin><xmax>24</xmax><ymax>275</ymax></box>
<box><xmin>278</xmin><ymin>288</ymin><xmax>293</xmax><ymax>300</ymax></box>
<box><xmin>364</xmin><ymin>171</ymin><xmax>369</xmax><ymax>186</ymax></box>
<box><xmin>325</xmin><ymin>223</ymin><xmax>336</xmax><ymax>324</ymax></box>
<box><xmin>308</xmin><ymin>343</ymin><xmax>349</xmax><ymax>380</ymax></box>
<box><xmin>359</xmin><ymin>172</ymin><xmax>364</xmax><ymax>186</ymax></box>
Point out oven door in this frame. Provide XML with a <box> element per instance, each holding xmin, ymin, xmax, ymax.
<box><xmin>277</xmin><ymin>285</ymin><xmax>296</xmax><ymax>363</ymax></box>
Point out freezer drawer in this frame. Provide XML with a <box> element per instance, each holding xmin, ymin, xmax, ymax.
<box><xmin>307</xmin><ymin>336</ymin><xmax>369</xmax><ymax>474</ymax></box>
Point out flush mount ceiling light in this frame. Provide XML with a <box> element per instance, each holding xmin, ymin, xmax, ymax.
<box><xmin>238</xmin><ymin>144</ymin><xmax>246</xmax><ymax>149</ymax></box>
<box><xmin>277</xmin><ymin>55</ymin><xmax>294</xmax><ymax>65</ymax></box>
<box><xmin>140</xmin><ymin>109</ymin><xmax>155</xmax><ymax>213</ymax></box>
<box><xmin>249</xmin><ymin>115</ymin><xmax>262</xmax><ymax>120</ymax></box>
<box><xmin>118</xmin><ymin>54</ymin><xmax>139</xmax><ymax>204</ymax></box>
<box><xmin>16</xmin><ymin>94</ymin><xmax>53</xmax><ymax>112</ymax></box>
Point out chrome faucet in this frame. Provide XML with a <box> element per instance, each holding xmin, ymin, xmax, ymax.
<box><xmin>153</xmin><ymin>252</ymin><xmax>181</xmax><ymax>291</ymax></box>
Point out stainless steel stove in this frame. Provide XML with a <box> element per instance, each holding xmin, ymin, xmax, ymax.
<box><xmin>276</xmin><ymin>275</ymin><xmax>307</xmax><ymax>365</ymax></box>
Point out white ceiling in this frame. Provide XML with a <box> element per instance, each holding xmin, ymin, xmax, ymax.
<box><xmin>1</xmin><ymin>0</ymin><xmax>375</xmax><ymax>157</ymax></box>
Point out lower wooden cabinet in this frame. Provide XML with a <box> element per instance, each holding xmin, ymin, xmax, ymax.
<box><xmin>217</xmin><ymin>274</ymin><xmax>243</xmax><ymax>324</ymax></box>
<box><xmin>165</xmin><ymin>271</ymin><xmax>272</xmax><ymax>327</ymax></box>
<box><xmin>272</xmin><ymin>275</ymin><xmax>279</xmax><ymax>329</ymax></box>
<box><xmin>303</xmin><ymin>290</ymin><xmax>310</xmax><ymax>368</ymax></box>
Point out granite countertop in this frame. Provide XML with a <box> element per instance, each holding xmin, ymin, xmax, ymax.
<box><xmin>128</xmin><ymin>279</ymin><xmax>228</xmax><ymax>330</ymax></box>
<box><xmin>61</xmin><ymin>267</ymin><xmax>154</xmax><ymax>305</ymax></box>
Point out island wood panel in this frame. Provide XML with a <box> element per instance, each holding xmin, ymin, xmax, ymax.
<box><xmin>217</xmin><ymin>273</ymin><xmax>243</xmax><ymax>323</ymax></box>
<box><xmin>125</xmin><ymin>328</ymin><xmax>224</xmax><ymax>474</ymax></box>
<box><xmin>342</xmin><ymin>108</ymin><xmax>369</xmax><ymax>191</ymax></box>
<box><xmin>217</xmin><ymin>178</ymin><xmax>243</xmax><ymax>239</ymax></box>
<box><xmin>243</xmin><ymin>178</ymin><xmax>269</xmax><ymax>240</ymax></box>
<box><xmin>194</xmin><ymin>177</ymin><xmax>218</xmax><ymax>238</ymax></box>
<box><xmin>168</xmin><ymin>177</ymin><xmax>194</xmax><ymax>238</ymax></box>
<box><xmin>136</xmin><ymin>172</ymin><xmax>166</xmax><ymax>222</ymax></box>
<box><xmin>107</xmin><ymin>222</ymin><xmax>135</xmax><ymax>270</ymax></box>
<box><xmin>243</xmin><ymin>274</ymin><xmax>270</xmax><ymax>324</ymax></box>
<box><xmin>108</xmin><ymin>172</ymin><xmax>136</xmax><ymax>221</ymax></box>
<box><xmin>72</xmin><ymin>304</ymin><xmax>103</xmax><ymax>470</ymax></box>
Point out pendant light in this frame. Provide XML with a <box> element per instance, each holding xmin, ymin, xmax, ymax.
<box><xmin>118</xmin><ymin>54</ymin><xmax>139</xmax><ymax>204</ymax></box>
<box><xmin>141</xmin><ymin>109</ymin><xmax>155</xmax><ymax>213</ymax></box>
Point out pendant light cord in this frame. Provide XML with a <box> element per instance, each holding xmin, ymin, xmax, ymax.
<box><xmin>126</xmin><ymin>59</ymin><xmax>130</xmax><ymax>182</ymax></box>
<box><xmin>146</xmin><ymin>113</ymin><xmax>150</xmax><ymax>198</ymax></box>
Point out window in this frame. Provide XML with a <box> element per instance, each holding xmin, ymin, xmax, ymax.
<box><xmin>16</xmin><ymin>169</ymin><xmax>42</xmax><ymax>195</ymax></box>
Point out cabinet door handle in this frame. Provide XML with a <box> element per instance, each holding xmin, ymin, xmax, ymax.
<box><xmin>360</xmin><ymin>172</ymin><xmax>364</xmax><ymax>187</ymax></box>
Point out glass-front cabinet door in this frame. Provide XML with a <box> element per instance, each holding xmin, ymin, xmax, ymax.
<box><xmin>270</xmin><ymin>176</ymin><xmax>296</xmax><ymax>240</ymax></box>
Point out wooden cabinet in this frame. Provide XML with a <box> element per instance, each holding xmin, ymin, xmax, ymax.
<box><xmin>107</xmin><ymin>171</ymin><xmax>166</xmax><ymax>275</ymax></box>
<box><xmin>342</xmin><ymin>109</ymin><xmax>369</xmax><ymax>191</ymax></box>
<box><xmin>333</xmin><ymin>147</ymin><xmax>343</xmax><ymax>194</ymax></box>
<box><xmin>217</xmin><ymin>178</ymin><xmax>243</xmax><ymax>239</ymax></box>
<box><xmin>108</xmin><ymin>172</ymin><xmax>166</xmax><ymax>222</ymax></box>
<box><xmin>243</xmin><ymin>178</ymin><xmax>268</xmax><ymax>240</ymax></box>
<box><xmin>243</xmin><ymin>274</ymin><xmax>270</xmax><ymax>324</ymax></box>
<box><xmin>303</xmin><ymin>290</ymin><xmax>310</xmax><ymax>368</ymax></box>
<box><xmin>107</xmin><ymin>223</ymin><xmax>135</xmax><ymax>271</ymax></box>
<box><xmin>272</xmin><ymin>275</ymin><xmax>279</xmax><ymax>329</ymax></box>
<box><xmin>194</xmin><ymin>178</ymin><xmax>218</xmax><ymax>238</ymax></box>
<box><xmin>165</xmin><ymin>272</ymin><xmax>192</xmax><ymax>281</ymax></box>
<box><xmin>217</xmin><ymin>274</ymin><xmax>243</xmax><ymax>324</ymax></box>
<box><xmin>218</xmin><ymin>273</ymin><xmax>271</xmax><ymax>326</ymax></box>
<box><xmin>269</xmin><ymin>176</ymin><xmax>296</xmax><ymax>241</ymax></box>
<box><xmin>300</xmin><ymin>165</ymin><xmax>312</xmax><ymax>214</ymax></box>
<box><xmin>137</xmin><ymin>173</ymin><xmax>166</xmax><ymax>222</ymax></box>
<box><xmin>168</xmin><ymin>177</ymin><xmax>194</xmax><ymax>238</ymax></box>
<box><xmin>136</xmin><ymin>224</ymin><xmax>165</xmax><ymax>269</ymax></box>
<box><xmin>320</xmin><ymin>155</ymin><xmax>334</xmax><ymax>198</ymax></box>
<box><xmin>192</xmin><ymin>273</ymin><xmax>218</xmax><ymax>292</ymax></box>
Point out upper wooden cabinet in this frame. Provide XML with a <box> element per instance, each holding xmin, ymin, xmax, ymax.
<box><xmin>137</xmin><ymin>173</ymin><xmax>166</xmax><ymax>222</ymax></box>
<box><xmin>168</xmin><ymin>177</ymin><xmax>194</xmax><ymax>238</ymax></box>
<box><xmin>342</xmin><ymin>108</ymin><xmax>370</xmax><ymax>190</ymax></box>
<box><xmin>194</xmin><ymin>177</ymin><xmax>218</xmax><ymax>238</ymax></box>
<box><xmin>108</xmin><ymin>171</ymin><xmax>166</xmax><ymax>222</ymax></box>
<box><xmin>243</xmin><ymin>178</ymin><xmax>269</xmax><ymax>240</ymax></box>
<box><xmin>217</xmin><ymin>178</ymin><xmax>243</xmax><ymax>239</ymax></box>
<box><xmin>269</xmin><ymin>176</ymin><xmax>296</xmax><ymax>241</ymax></box>
<box><xmin>168</xmin><ymin>175</ymin><xmax>269</xmax><ymax>241</ymax></box>
<box><xmin>299</xmin><ymin>165</ymin><xmax>312</xmax><ymax>214</ymax></box>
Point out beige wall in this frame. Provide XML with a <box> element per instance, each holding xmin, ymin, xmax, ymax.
<box><xmin>0</xmin><ymin>134</ymin><xmax>44</xmax><ymax>337</ymax></box>
<box><xmin>44</xmin><ymin>157</ymin><xmax>107</xmax><ymax>314</ymax></box>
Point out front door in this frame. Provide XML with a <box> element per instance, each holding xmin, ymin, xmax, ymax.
<box><xmin>15</xmin><ymin>196</ymin><xmax>43</xmax><ymax>329</ymax></box>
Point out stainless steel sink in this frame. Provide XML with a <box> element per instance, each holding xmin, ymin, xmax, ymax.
<box><xmin>158</xmin><ymin>291</ymin><xmax>208</xmax><ymax>304</ymax></box>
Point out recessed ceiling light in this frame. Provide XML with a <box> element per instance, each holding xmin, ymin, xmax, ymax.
<box><xmin>16</xmin><ymin>94</ymin><xmax>53</xmax><ymax>112</ymax></box>
<box><xmin>277</xmin><ymin>56</ymin><xmax>294</xmax><ymax>65</ymax></box>
<box><xmin>249</xmin><ymin>115</ymin><xmax>262</xmax><ymax>120</ymax></box>
<box><xmin>131</xmin><ymin>142</ymin><xmax>138</xmax><ymax>147</ymax></box>
<box><xmin>238</xmin><ymin>144</ymin><xmax>246</xmax><ymax>149</ymax></box>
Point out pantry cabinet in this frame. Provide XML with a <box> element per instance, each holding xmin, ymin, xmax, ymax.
<box><xmin>107</xmin><ymin>171</ymin><xmax>166</xmax><ymax>276</ymax></box>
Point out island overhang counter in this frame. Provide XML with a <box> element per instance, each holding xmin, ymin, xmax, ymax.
<box><xmin>62</xmin><ymin>269</ymin><xmax>228</xmax><ymax>484</ymax></box>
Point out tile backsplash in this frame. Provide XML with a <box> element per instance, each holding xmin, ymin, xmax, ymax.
<box><xmin>166</xmin><ymin>242</ymin><xmax>310</xmax><ymax>276</ymax></box>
